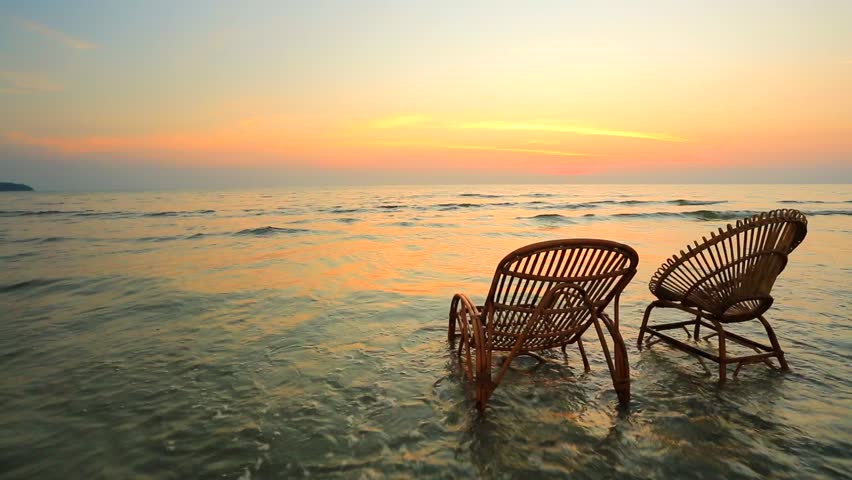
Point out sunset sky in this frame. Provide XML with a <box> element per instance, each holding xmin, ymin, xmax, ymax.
<box><xmin>1</xmin><ymin>1</ymin><xmax>850</xmax><ymax>189</ymax></box>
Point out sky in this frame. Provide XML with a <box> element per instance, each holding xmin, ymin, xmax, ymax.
<box><xmin>1</xmin><ymin>0</ymin><xmax>850</xmax><ymax>190</ymax></box>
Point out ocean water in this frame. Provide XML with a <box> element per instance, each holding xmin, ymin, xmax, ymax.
<box><xmin>1</xmin><ymin>184</ymin><xmax>850</xmax><ymax>479</ymax></box>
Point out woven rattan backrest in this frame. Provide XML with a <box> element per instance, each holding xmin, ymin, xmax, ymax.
<box><xmin>484</xmin><ymin>239</ymin><xmax>637</xmax><ymax>345</ymax></box>
<box><xmin>649</xmin><ymin>209</ymin><xmax>808</xmax><ymax>308</ymax></box>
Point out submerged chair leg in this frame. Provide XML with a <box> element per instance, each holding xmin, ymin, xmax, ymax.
<box><xmin>637</xmin><ymin>301</ymin><xmax>660</xmax><ymax>347</ymax></box>
<box><xmin>560</xmin><ymin>339</ymin><xmax>590</xmax><ymax>372</ymax></box>
<box><xmin>474</xmin><ymin>350</ymin><xmax>493</xmax><ymax>411</ymax></box>
<box><xmin>594</xmin><ymin>316</ymin><xmax>630</xmax><ymax>405</ymax></box>
<box><xmin>577</xmin><ymin>337</ymin><xmax>591</xmax><ymax>372</ymax></box>
<box><xmin>692</xmin><ymin>314</ymin><xmax>701</xmax><ymax>340</ymax></box>
<box><xmin>469</xmin><ymin>311</ymin><xmax>494</xmax><ymax>412</ymax></box>
<box><xmin>448</xmin><ymin>295</ymin><xmax>460</xmax><ymax>343</ymax></box>
<box><xmin>709</xmin><ymin>318</ymin><xmax>727</xmax><ymax>381</ymax></box>
<box><xmin>757</xmin><ymin>315</ymin><xmax>789</xmax><ymax>371</ymax></box>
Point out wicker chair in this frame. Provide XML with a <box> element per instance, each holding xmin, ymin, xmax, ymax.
<box><xmin>637</xmin><ymin>209</ymin><xmax>807</xmax><ymax>379</ymax></box>
<box><xmin>448</xmin><ymin>239</ymin><xmax>638</xmax><ymax>411</ymax></box>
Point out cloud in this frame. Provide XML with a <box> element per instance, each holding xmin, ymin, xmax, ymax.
<box><xmin>376</xmin><ymin>141</ymin><xmax>594</xmax><ymax>158</ymax></box>
<box><xmin>366</xmin><ymin>115</ymin><xmax>688</xmax><ymax>142</ymax></box>
<box><xmin>16</xmin><ymin>18</ymin><xmax>97</xmax><ymax>50</ymax></box>
<box><xmin>0</xmin><ymin>70</ymin><xmax>63</xmax><ymax>94</ymax></box>
<box><xmin>457</xmin><ymin>121</ymin><xmax>688</xmax><ymax>142</ymax></box>
<box><xmin>439</xmin><ymin>144</ymin><xmax>594</xmax><ymax>157</ymax></box>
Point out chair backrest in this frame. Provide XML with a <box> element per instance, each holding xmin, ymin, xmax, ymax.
<box><xmin>483</xmin><ymin>239</ymin><xmax>638</xmax><ymax>350</ymax></box>
<box><xmin>649</xmin><ymin>209</ymin><xmax>807</xmax><ymax>317</ymax></box>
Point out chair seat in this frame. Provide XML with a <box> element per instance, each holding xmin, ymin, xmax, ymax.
<box><xmin>656</xmin><ymin>286</ymin><xmax>773</xmax><ymax>322</ymax></box>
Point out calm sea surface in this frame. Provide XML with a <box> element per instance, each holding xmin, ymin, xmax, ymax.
<box><xmin>1</xmin><ymin>184</ymin><xmax>850</xmax><ymax>479</ymax></box>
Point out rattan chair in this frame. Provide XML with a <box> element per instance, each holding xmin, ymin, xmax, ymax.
<box><xmin>448</xmin><ymin>239</ymin><xmax>638</xmax><ymax>411</ymax></box>
<box><xmin>637</xmin><ymin>209</ymin><xmax>807</xmax><ymax>379</ymax></box>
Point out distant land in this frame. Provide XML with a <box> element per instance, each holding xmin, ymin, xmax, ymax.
<box><xmin>0</xmin><ymin>182</ymin><xmax>34</xmax><ymax>191</ymax></box>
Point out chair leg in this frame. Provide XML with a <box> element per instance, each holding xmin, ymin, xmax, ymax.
<box><xmin>470</xmin><ymin>312</ymin><xmax>493</xmax><ymax>412</ymax></box>
<box><xmin>709</xmin><ymin>318</ymin><xmax>727</xmax><ymax>381</ymax></box>
<box><xmin>637</xmin><ymin>300</ymin><xmax>660</xmax><ymax>347</ymax></box>
<box><xmin>448</xmin><ymin>295</ymin><xmax>459</xmax><ymax>343</ymax></box>
<box><xmin>594</xmin><ymin>316</ymin><xmax>630</xmax><ymax>405</ymax></box>
<box><xmin>474</xmin><ymin>350</ymin><xmax>493</xmax><ymax>412</ymax></box>
<box><xmin>560</xmin><ymin>339</ymin><xmax>590</xmax><ymax>372</ymax></box>
<box><xmin>757</xmin><ymin>315</ymin><xmax>789</xmax><ymax>371</ymax></box>
<box><xmin>692</xmin><ymin>314</ymin><xmax>701</xmax><ymax>340</ymax></box>
<box><xmin>457</xmin><ymin>324</ymin><xmax>474</xmax><ymax>381</ymax></box>
<box><xmin>577</xmin><ymin>337</ymin><xmax>591</xmax><ymax>372</ymax></box>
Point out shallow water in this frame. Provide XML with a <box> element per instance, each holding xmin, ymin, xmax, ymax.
<box><xmin>1</xmin><ymin>184</ymin><xmax>850</xmax><ymax>479</ymax></box>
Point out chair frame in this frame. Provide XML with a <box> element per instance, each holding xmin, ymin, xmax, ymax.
<box><xmin>637</xmin><ymin>209</ymin><xmax>808</xmax><ymax>380</ymax></box>
<box><xmin>447</xmin><ymin>239</ymin><xmax>638</xmax><ymax>411</ymax></box>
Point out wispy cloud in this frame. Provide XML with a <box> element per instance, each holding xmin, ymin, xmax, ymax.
<box><xmin>366</xmin><ymin>115</ymin><xmax>688</xmax><ymax>142</ymax></box>
<box><xmin>457</xmin><ymin>121</ymin><xmax>688</xmax><ymax>142</ymax></box>
<box><xmin>16</xmin><ymin>18</ymin><xmax>97</xmax><ymax>50</ymax></box>
<box><xmin>0</xmin><ymin>70</ymin><xmax>63</xmax><ymax>94</ymax></box>
<box><xmin>376</xmin><ymin>141</ymin><xmax>595</xmax><ymax>158</ymax></box>
<box><xmin>441</xmin><ymin>144</ymin><xmax>594</xmax><ymax>157</ymax></box>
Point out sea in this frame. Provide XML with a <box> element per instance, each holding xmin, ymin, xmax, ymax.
<box><xmin>1</xmin><ymin>184</ymin><xmax>850</xmax><ymax>479</ymax></box>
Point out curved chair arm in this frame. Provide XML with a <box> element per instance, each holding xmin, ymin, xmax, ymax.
<box><xmin>448</xmin><ymin>293</ymin><xmax>483</xmax><ymax>342</ymax></box>
<box><xmin>449</xmin><ymin>293</ymin><xmax>491</xmax><ymax>395</ymax></box>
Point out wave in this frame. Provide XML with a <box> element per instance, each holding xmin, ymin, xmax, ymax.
<box><xmin>780</xmin><ymin>200</ymin><xmax>852</xmax><ymax>204</ymax></box>
<box><xmin>520</xmin><ymin>213</ymin><xmax>576</xmax><ymax>223</ymax></box>
<box><xmin>613</xmin><ymin>210</ymin><xmax>761</xmax><ymax>221</ymax></box>
<box><xmin>522</xmin><ymin>208</ymin><xmax>852</xmax><ymax>223</ymax></box>
<box><xmin>611</xmin><ymin>209</ymin><xmax>852</xmax><ymax>221</ymax></box>
<box><xmin>528</xmin><ymin>199</ymin><xmax>727</xmax><ymax>210</ymax></box>
<box><xmin>0</xmin><ymin>209</ymin><xmax>69</xmax><ymax>217</ymax></box>
<box><xmin>74</xmin><ymin>210</ymin><xmax>132</xmax><ymax>217</ymax></box>
<box><xmin>0</xmin><ymin>278</ymin><xmax>66</xmax><ymax>294</ymax></box>
<box><xmin>143</xmin><ymin>209</ymin><xmax>216</xmax><ymax>217</ymax></box>
<box><xmin>436</xmin><ymin>203</ymin><xmax>483</xmax><ymax>210</ymax></box>
<box><xmin>235</xmin><ymin>226</ymin><xmax>312</xmax><ymax>236</ymax></box>
<box><xmin>533</xmin><ymin>202</ymin><xmax>599</xmax><ymax>210</ymax></box>
<box><xmin>806</xmin><ymin>210</ymin><xmax>852</xmax><ymax>216</ymax></box>
<box><xmin>143</xmin><ymin>211</ymin><xmax>176</xmax><ymax>217</ymax></box>
<box><xmin>0</xmin><ymin>209</ymin><xmax>216</xmax><ymax>218</ymax></box>
<box><xmin>12</xmin><ymin>236</ymin><xmax>71</xmax><ymax>243</ymax></box>
<box><xmin>598</xmin><ymin>199</ymin><xmax>726</xmax><ymax>206</ymax></box>
<box><xmin>672</xmin><ymin>199</ymin><xmax>727</xmax><ymax>206</ymax></box>
<box><xmin>459</xmin><ymin>193</ymin><xmax>503</xmax><ymax>198</ymax></box>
